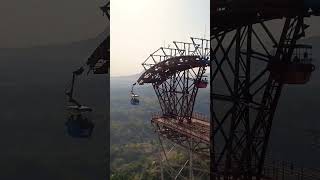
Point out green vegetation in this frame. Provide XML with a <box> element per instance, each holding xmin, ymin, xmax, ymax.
<box><xmin>110</xmin><ymin>77</ymin><xmax>210</xmax><ymax>179</ymax></box>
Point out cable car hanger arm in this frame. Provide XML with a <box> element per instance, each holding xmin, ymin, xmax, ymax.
<box><xmin>66</xmin><ymin>67</ymin><xmax>85</xmax><ymax>107</ymax></box>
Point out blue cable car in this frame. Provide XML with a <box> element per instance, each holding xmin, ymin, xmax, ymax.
<box><xmin>130</xmin><ymin>83</ymin><xmax>140</xmax><ymax>105</ymax></box>
<box><xmin>131</xmin><ymin>94</ymin><xmax>140</xmax><ymax>105</ymax></box>
<box><xmin>65</xmin><ymin>106</ymin><xmax>94</xmax><ymax>138</ymax></box>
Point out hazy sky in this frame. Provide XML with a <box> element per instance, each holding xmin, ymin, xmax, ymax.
<box><xmin>0</xmin><ymin>0</ymin><xmax>107</xmax><ymax>48</ymax></box>
<box><xmin>111</xmin><ymin>0</ymin><xmax>210</xmax><ymax>76</ymax></box>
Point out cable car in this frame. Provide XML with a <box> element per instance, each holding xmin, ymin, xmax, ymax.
<box><xmin>65</xmin><ymin>105</ymin><xmax>94</xmax><ymax>138</ymax></box>
<box><xmin>195</xmin><ymin>77</ymin><xmax>208</xmax><ymax>88</ymax></box>
<box><xmin>130</xmin><ymin>83</ymin><xmax>140</xmax><ymax>105</ymax></box>
<box><xmin>131</xmin><ymin>94</ymin><xmax>140</xmax><ymax>105</ymax></box>
<box><xmin>65</xmin><ymin>67</ymin><xmax>95</xmax><ymax>138</ymax></box>
<box><xmin>268</xmin><ymin>44</ymin><xmax>315</xmax><ymax>84</ymax></box>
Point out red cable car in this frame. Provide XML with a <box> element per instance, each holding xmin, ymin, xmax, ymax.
<box><xmin>268</xmin><ymin>44</ymin><xmax>315</xmax><ymax>84</ymax></box>
<box><xmin>195</xmin><ymin>77</ymin><xmax>208</xmax><ymax>88</ymax></box>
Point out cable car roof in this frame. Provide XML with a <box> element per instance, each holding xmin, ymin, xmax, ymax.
<box><xmin>67</xmin><ymin>105</ymin><xmax>93</xmax><ymax>112</ymax></box>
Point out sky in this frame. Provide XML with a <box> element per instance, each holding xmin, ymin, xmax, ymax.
<box><xmin>0</xmin><ymin>0</ymin><xmax>107</xmax><ymax>48</ymax></box>
<box><xmin>110</xmin><ymin>0</ymin><xmax>210</xmax><ymax>76</ymax></box>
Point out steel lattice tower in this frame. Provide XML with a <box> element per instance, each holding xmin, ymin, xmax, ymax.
<box><xmin>134</xmin><ymin>37</ymin><xmax>211</xmax><ymax>179</ymax></box>
<box><xmin>211</xmin><ymin>0</ymin><xmax>318</xmax><ymax>179</ymax></box>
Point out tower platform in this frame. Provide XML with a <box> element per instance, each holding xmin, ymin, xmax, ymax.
<box><xmin>151</xmin><ymin>113</ymin><xmax>210</xmax><ymax>145</ymax></box>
